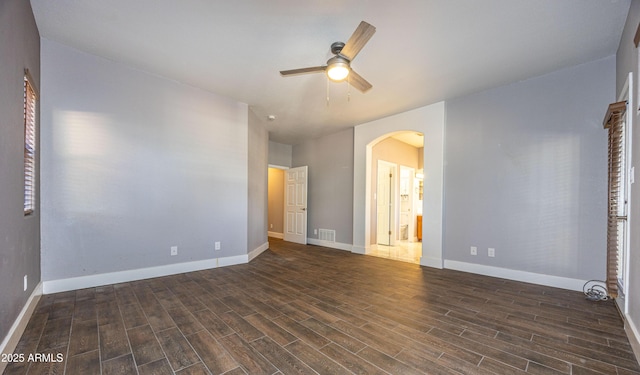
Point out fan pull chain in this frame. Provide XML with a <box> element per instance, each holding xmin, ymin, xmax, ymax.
<box><xmin>347</xmin><ymin>77</ymin><xmax>351</xmax><ymax>102</ymax></box>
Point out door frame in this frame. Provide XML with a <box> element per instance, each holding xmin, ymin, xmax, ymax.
<box><xmin>267</xmin><ymin>165</ymin><xmax>288</xmax><ymax>240</ymax></box>
<box><xmin>376</xmin><ymin>160</ymin><xmax>397</xmax><ymax>246</ymax></box>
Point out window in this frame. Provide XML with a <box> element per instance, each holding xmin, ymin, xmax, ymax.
<box><xmin>23</xmin><ymin>69</ymin><xmax>38</xmax><ymax>216</ymax></box>
<box><xmin>603</xmin><ymin>100</ymin><xmax>628</xmax><ymax>299</ymax></box>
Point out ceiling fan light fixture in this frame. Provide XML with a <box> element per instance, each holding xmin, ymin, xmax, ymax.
<box><xmin>326</xmin><ymin>57</ymin><xmax>350</xmax><ymax>82</ymax></box>
<box><xmin>280</xmin><ymin>21</ymin><xmax>375</xmax><ymax>92</ymax></box>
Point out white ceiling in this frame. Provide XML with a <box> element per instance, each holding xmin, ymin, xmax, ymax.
<box><xmin>392</xmin><ymin>132</ymin><xmax>424</xmax><ymax>148</ymax></box>
<box><xmin>30</xmin><ymin>0</ymin><xmax>630</xmax><ymax>145</ymax></box>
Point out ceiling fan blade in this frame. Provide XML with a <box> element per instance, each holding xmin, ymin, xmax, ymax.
<box><xmin>349</xmin><ymin>70</ymin><xmax>372</xmax><ymax>93</ymax></box>
<box><xmin>280</xmin><ymin>66</ymin><xmax>326</xmax><ymax>76</ymax></box>
<box><xmin>339</xmin><ymin>21</ymin><xmax>376</xmax><ymax>61</ymax></box>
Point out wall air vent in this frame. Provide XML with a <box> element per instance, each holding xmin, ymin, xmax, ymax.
<box><xmin>318</xmin><ymin>229</ymin><xmax>336</xmax><ymax>242</ymax></box>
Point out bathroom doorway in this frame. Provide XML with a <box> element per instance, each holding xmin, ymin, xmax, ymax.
<box><xmin>368</xmin><ymin>131</ymin><xmax>423</xmax><ymax>264</ymax></box>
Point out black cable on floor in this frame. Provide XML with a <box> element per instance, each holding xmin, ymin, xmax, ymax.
<box><xmin>583</xmin><ymin>280</ymin><xmax>609</xmax><ymax>301</ymax></box>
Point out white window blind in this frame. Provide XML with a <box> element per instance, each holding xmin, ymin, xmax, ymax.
<box><xmin>603</xmin><ymin>100</ymin><xmax>627</xmax><ymax>298</ymax></box>
<box><xmin>24</xmin><ymin>69</ymin><xmax>38</xmax><ymax>216</ymax></box>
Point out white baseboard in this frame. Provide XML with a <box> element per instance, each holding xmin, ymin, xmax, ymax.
<box><xmin>43</xmin><ymin>255</ymin><xmax>248</xmax><ymax>294</ymax></box>
<box><xmin>0</xmin><ymin>282</ymin><xmax>43</xmax><ymax>374</ymax></box>
<box><xmin>625</xmin><ymin>313</ymin><xmax>640</xmax><ymax>366</ymax></box>
<box><xmin>217</xmin><ymin>255</ymin><xmax>249</xmax><ymax>268</ymax></box>
<box><xmin>307</xmin><ymin>238</ymin><xmax>353</xmax><ymax>252</ymax></box>
<box><xmin>444</xmin><ymin>260</ymin><xmax>587</xmax><ymax>291</ymax></box>
<box><xmin>267</xmin><ymin>231</ymin><xmax>283</xmax><ymax>239</ymax></box>
<box><xmin>248</xmin><ymin>242</ymin><xmax>269</xmax><ymax>261</ymax></box>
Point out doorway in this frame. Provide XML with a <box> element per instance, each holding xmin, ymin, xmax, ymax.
<box><xmin>368</xmin><ymin>132</ymin><xmax>424</xmax><ymax>264</ymax></box>
<box><xmin>267</xmin><ymin>167</ymin><xmax>285</xmax><ymax>239</ymax></box>
<box><xmin>267</xmin><ymin>165</ymin><xmax>309</xmax><ymax>245</ymax></box>
<box><xmin>352</xmin><ymin>101</ymin><xmax>445</xmax><ymax>268</ymax></box>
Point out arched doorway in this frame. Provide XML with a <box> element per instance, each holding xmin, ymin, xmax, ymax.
<box><xmin>368</xmin><ymin>132</ymin><xmax>424</xmax><ymax>264</ymax></box>
<box><xmin>352</xmin><ymin>102</ymin><xmax>445</xmax><ymax>268</ymax></box>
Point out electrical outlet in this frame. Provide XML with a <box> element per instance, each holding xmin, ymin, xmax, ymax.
<box><xmin>314</xmin><ymin>229</ymin><xmax>318</xmax><ymax>235</ymax></box>
<box><xmin>488</xmin><ymin>247</ymin><xmax>495</xmax><ymax>257</ymax></box>
<box><xmin>470</xmin><ymin>246</ymin><xmax>477</xmax><ymax>255</ymax></box>
<box><xmin>215</xmin><ymin>242</ymin><xmax>221</xmax><ymax>250</ymax></box>
<box><xmin>23</xmin><ymin>275</ymin><xmax>27</xmax><ymax>291</ymax></box>
<box><xmin>270</xmin><ymin>224</ymin><xmax>273</xmax><ymax>229</ymax></box>
<box><xmin>171</xmin><ymin>246</ymin><xmax>178</xmax><ymax>256</ymax></box>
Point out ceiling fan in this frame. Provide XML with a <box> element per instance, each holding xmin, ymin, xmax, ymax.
<box><xmin>280</xmin><ymin>21</ymin><xmax>376</xmax><ymax>93</ymax></box>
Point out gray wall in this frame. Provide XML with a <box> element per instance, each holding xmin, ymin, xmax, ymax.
<box><xmin>445</xmin><ymin>56</ymin><xmax>614</xmax><ymax>280</ymax></box>
<box><xmin>292</xmin><ymin>128</ymin><xmax>354</xmax><ymax>244</ymax></box>
<box><xmin>0</xmin><ymin>0</ymin><xmax>41</xmax><ymax>346</ymax></box>
<box><xmin>268</xmin><ymin>141</ymin><xmax>292</xmax><ymax>167</ymax></box>
<box><xmin>616</xmin><ymin>0</ymin><xmax>640</xmax><ymax>357</ymax></box>
<box><xmin>40</xmin><ymin>39</ymin><xmax>249</xmax><ymax>281</ymax></box>
<box><xmin>248</xmin><ymin>110</ymin><xmax>269</xmax><ymax>252</ymax></box>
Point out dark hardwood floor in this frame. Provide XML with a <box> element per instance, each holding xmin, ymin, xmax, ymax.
<box><xmin>4</xmin><ymin>238</ymin><xmax>639</xmax><ymax>374</ymax></box>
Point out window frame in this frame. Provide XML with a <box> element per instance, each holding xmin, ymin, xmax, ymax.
<box><xmin>23</xmin><ymin>69</ymin><xmax>38</xmax><ymax>216</ymax></box>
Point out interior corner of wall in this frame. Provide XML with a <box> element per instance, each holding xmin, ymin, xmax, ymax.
<box><xmin>0</xmin><ymin>281</ymin><xmax>43</xmax><ymax>371</ymax></box>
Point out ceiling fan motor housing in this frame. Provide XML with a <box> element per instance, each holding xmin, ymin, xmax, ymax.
<box><xmin>331</xmin><ymin>41</ymin><xmax>346</xmax><ymax>55</ymax></box>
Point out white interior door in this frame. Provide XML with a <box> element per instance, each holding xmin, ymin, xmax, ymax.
<box><xmin>284</xmin><ymin>166</ymin><xmax>308</xmax><ymax>244</ymax></box>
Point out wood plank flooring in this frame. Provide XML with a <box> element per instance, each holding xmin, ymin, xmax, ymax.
<box><xmin>4</xmin><ymin>238</ymin><xmax>639</xmax><ymax>374</ymax></box>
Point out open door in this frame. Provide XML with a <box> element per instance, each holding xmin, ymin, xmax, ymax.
<box><xmin>284</xmin><ymin>166</ymin><xmax>308</xmax><ymax>244</ymax></box>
